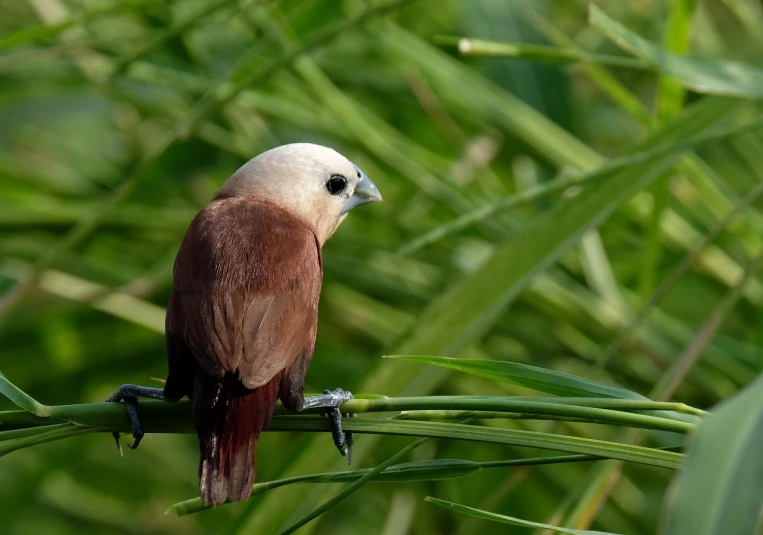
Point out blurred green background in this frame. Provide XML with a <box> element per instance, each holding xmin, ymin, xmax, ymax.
<box><xmin>2</xmin><ymin>0</ymin><xmax>763</xmax><ymax>533</ymax></box>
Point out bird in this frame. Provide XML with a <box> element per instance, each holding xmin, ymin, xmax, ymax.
<box><xmin>105</xmin><ymin>143</ymin><xmax>382</xmax><ymax>507</ymax></box>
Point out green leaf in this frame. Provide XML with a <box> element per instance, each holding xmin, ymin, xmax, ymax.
<box><xmin>424</xmin><ymin>497</ymin><xmax>622</xmax><ymax>534</ymax></box>
<box><xmin>660</xmin><ymin>372</ymin><xmax>763</xmax><ymax>535</ymax></box>
<box><xmin>167</xmin><ymin>454</ymin><xmax>605</xmax><ymax>516</ymax></box>
<box><xmin>590</xmin><ymin>5</ymin><xmax>763</xmax><ymax>98</ymax></box>
<box><xmin>0</xmin><ymin>372</ymin><xmax>48</xmax><ymax>416</ymax></box>
<box><xmin>386</xmin><ymin>355</ymin><xmax>647</xmax><ymax>399</ymax></box>
<box><xmin>267</xmin><ymin>417</ymin><xmax>684</xmax><ymax>469</ymax></box>
<box><xmin>0</xmin><ymin>426</ymin><xmax>93</xmax><ymax>457</ymax></box>
<box><xmin>0</xmin><ymin>424</ymin><xmax>71</xmax><ymax>442</ymax></box>
<box><xmin>384</xmin><ymin>356</ymin><xmax>699</xmax><ymax>424</ymax></box>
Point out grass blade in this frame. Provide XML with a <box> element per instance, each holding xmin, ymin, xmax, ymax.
<box><xmin>590</xmin><ymin>5</ymin><xmax>763</xmax><ymax>98</ymax></box>
<box><xmin>0</xmin><ymin>373</ymin><xmax>49</xmax><ymax>416</ymax></box>
<box><xmin>266</xmin><ymin>417</ymin><xmax>684</xmax><ymax>469</ymax></box>
<box><xmin>435</xmin><ymin>36</ymin><xmax>651</xmax><ymax>70</ymax></box>
<box><xmin>660</xmin><ymin>372</ymin><xmax>763</xmax><ymax>535</ymax></box>
<box><xmin>425</xmin><ymin>497</ymin><xmax>621</xmax><ymax>534</ymax></box>
<box><xmin>385</xmin><ymin>355</ymin><xmax>644</xmax><ymax>399</ymax></box>
<box><xmin>167</xmin><ymin>454</ymin><xmax>606</xmax><ymax>516</ymax></box>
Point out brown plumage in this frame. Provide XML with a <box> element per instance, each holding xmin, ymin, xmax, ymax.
<box><xmin>158</xmin><ymin>143</ymin><xmax>381</xmax><ymax>506</ymax></box>
<box><xmin>164</xmin><ymin>199</ymin><xmax>321</xmax><ymax>505</ymax></box>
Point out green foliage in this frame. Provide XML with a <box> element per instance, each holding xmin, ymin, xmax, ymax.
<box><xmin>2</xmin><ymin>1</ymin><xmax>763</xmax><ymax>534</ymax></box>
<box><xmin>425</xmin><ymin>496</ymin><xmax>620</xmax><ymax>534</ymax></box>
<box><xmin>590</xmin><ymin>6</ymin><xmax>763</xmax><ymax>98</ymax></box>
<box><xmin>386</xmin><ymin>354</ymin><xmax>654</xmax><ymax>399</ymax></box>
<box><xmin>660</xmin><ymin>373</ymin><xmax>763</xmax><ymax>535</ymax></box>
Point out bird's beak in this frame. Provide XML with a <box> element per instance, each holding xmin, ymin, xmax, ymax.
<box><xmin>341</xmin><ymin>167</ymin><xmax>382</xmax><ymax>214</ymax></box>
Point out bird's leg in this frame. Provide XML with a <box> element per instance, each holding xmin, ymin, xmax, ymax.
<box><xmin>301</xmin><ymin>388</ymin><xmax>356</xmax><ymax>464</ymax></box>
<box><xmin>105</xmin><ymin>384</ymin><xmax>165</xmax><ymax>454</ymax></box>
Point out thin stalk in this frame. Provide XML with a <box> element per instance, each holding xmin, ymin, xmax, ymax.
<box><xmin>394</xmin><ymin>410</ymin><xmax>666</xmax><ymax>426</ymax></box>
<box><xmin>0</xmin><ymin>396</ymin><xmax>702</xmax><ymax>433</ymax></box>
<box><xmin>0</xmin><ymin>423</ymin><xmax>71</xmax><ymax>442</ymax></box>
<box><xmin>167</xmin><ymin>453</ymin><xmax>609</xmax><ymax>516</ymax></box>
<box><xmin>0</xmin><ymin>404</ymin><xmax>683</xmax><ymax>468</ymax></box>
<box><xmin>434</xmin><ymin>36</ymin><xmax>653</xmax><ymax>70</ymax></box>
<box><xmin>0</xmin><ymin>426</ymin><xmax>96</xmax><ymax>457</ymax></box>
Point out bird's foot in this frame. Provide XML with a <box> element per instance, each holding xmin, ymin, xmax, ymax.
<box><xmin>105</xmin><ymin>384</ymin><xmax>165</xmax><ymax>454</ymax></box>
<box><xmin>302</xmin><ymin>388</ymin><xmax>356</xmax><ymax>464</ymax></box>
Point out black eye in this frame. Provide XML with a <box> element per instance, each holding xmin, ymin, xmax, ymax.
<box><xmin>326</xmin><ymin>175</ymin><xmax>347</xmax><ymax>195</ymax></box>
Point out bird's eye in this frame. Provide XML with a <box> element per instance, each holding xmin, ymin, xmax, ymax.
<box><xmin>326</xmin><ymin>175</ymin><xmax>347</xmax><ymax>195</ymax></box>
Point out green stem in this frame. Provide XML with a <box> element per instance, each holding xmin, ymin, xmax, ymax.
<box><xmin>265</xmin><ymin>417</ymin><xmax>683</xmax><ymax>468</ymax></box>
<box><xmin>1</xmin><ymin>393</ymin><xmax>704</xmax><ymax>437</ymax></box>
<box><xmin>0</xmin><ymin>408</ymin><xmax>683</xmax><ymax>468</ymax></box>
<box><xmin>434</xmin><ymin>36</ymin><xmax>653</xmax><ymax>70</ymax></box>
<box><xmin>1</xmin><ymin>396</ymin><xmax>701</xmax><ymax>433</ymax></box>
<box><xmin>167</xmin><ymin>453</ymin><xmax>609</xmax><ymax>516</ymax></box>
<box><xmin>0</xmin><ymin>426</ymin><xmax>96</xmax><ymax>457</ymax></box>
<box><xmin>0</xmin><ymin>423</ymin><xmax>72</xmax><ymax>442</ymax></box>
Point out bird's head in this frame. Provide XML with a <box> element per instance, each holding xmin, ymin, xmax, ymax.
<box><xmin>216</xmin><ymin>143</ymin><xmax>382</xmax><ymax>244</ymax></box>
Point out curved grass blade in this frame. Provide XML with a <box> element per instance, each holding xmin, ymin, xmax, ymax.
<box><xmin>168</xmin><ymin>453</ymin><xmax>607</xmax><ymax>516</ymax></box>
<box><xmin>0</xmin><ymin>372</ymin><xmax>49</xmax><ymax>416</ymax></box>
<box><xmin>0</xmin><ymin>424</ymin><xmax>72</xmax><ymax>442</ymax></box>
<box><xmin>385</xmin><ymin>356</ymin><xmax>700</xmax><ymax>424</ymax></box>
<box><xmin>660</xmin><ymin>372</ymin><xmax>763</xmax><ymax>535</ymax></box>
<box><xmin>425</xmin><ymin>497</ymin><xmax>622</xmax><ymax>534</ymax></box>
<box><xmin>385</xmin><ymin>355</ymin><xmax>643</xmax><ymax>399</ymax></box>
<box><xmin>0</xmin><ymin>425</ymin><xmax>95</xmax><ymax>457</ymax></box>
<box><xmin>267</xmin><ymin>417</ymin><xmax>684</xmax><ymax>469</ymax></box>
<box><xmin>590</xmin><ymin>6</ymin><xmax>763</xmax><ymax>98</ymax></box>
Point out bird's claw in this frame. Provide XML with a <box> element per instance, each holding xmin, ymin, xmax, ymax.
<box><xmin>108</xmin><ymin>396</ymin><xmax>144</xmax><ymax>453</ymax></box>
<box><xmin>112</xmin><ymin>432</ymin><xmax>124</xmax><ymax>457</ymax></box>
<box><xmin>344</xmin><ymin>412</ymin><xmax>356</xmax><ymax>465</ymax></box>
<box><xmin>302</xmin><ymin>388</ymin><xmax>356</xmax><ymax>464</ymax></box>
<box><xmin>105</xmin><ymin>384</ymin><xmax>164</xmax><ymax>455</ymax></box>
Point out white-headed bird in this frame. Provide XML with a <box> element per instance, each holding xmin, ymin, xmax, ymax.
<box><xmin>107</xmin><ymin>143</ymin><xmax>382</xmax><ymax>506</ymax></box>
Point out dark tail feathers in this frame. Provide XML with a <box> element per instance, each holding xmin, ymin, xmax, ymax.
<box><xmin>193</xmin><ymin>372</ymin><xmax>279</xmax><ymax>507</ymax></box>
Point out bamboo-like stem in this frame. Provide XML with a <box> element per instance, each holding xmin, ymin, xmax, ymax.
<box><xmin>434</xmin><ymin>35</ymin><xmax>653</xmax><ymax>70</ymax></box>
<box><xmin>0</xmin><ymin>395</ymin><xmax>702</xmax><ymax>435</ymax></box>
<box><xmin>0</xmin><ymin>413</ymin><xmax>685</xmax><ymax>466</ymax></box>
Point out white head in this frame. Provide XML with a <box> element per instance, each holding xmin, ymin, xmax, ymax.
<box><xmin>216</xmin><ymin>143</ymin><xmax>382</xmax><ymax>244</ymax></box>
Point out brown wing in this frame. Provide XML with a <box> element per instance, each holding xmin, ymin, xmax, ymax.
<box><xmin>164</xmin><ymin>197</ymin><xmax>322</xmax><ymax>397</ymax></box>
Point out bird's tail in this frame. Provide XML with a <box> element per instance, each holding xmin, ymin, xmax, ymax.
<box><xmin>192</xmin><ymin>371</ymin><xmax>280</xmax><ymax>507</ymax></box>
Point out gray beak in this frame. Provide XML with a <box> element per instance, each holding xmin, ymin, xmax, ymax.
<box><xmin>341</xmin><ymin>166</ymin><xmax>382</xmax><ymax>214</ymax></box>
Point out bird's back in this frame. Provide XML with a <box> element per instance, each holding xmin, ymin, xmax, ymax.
<box><xmin>163</xmin><ymin>197</ymin><xmax>323</xmax><ymax>506</ymax></box>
